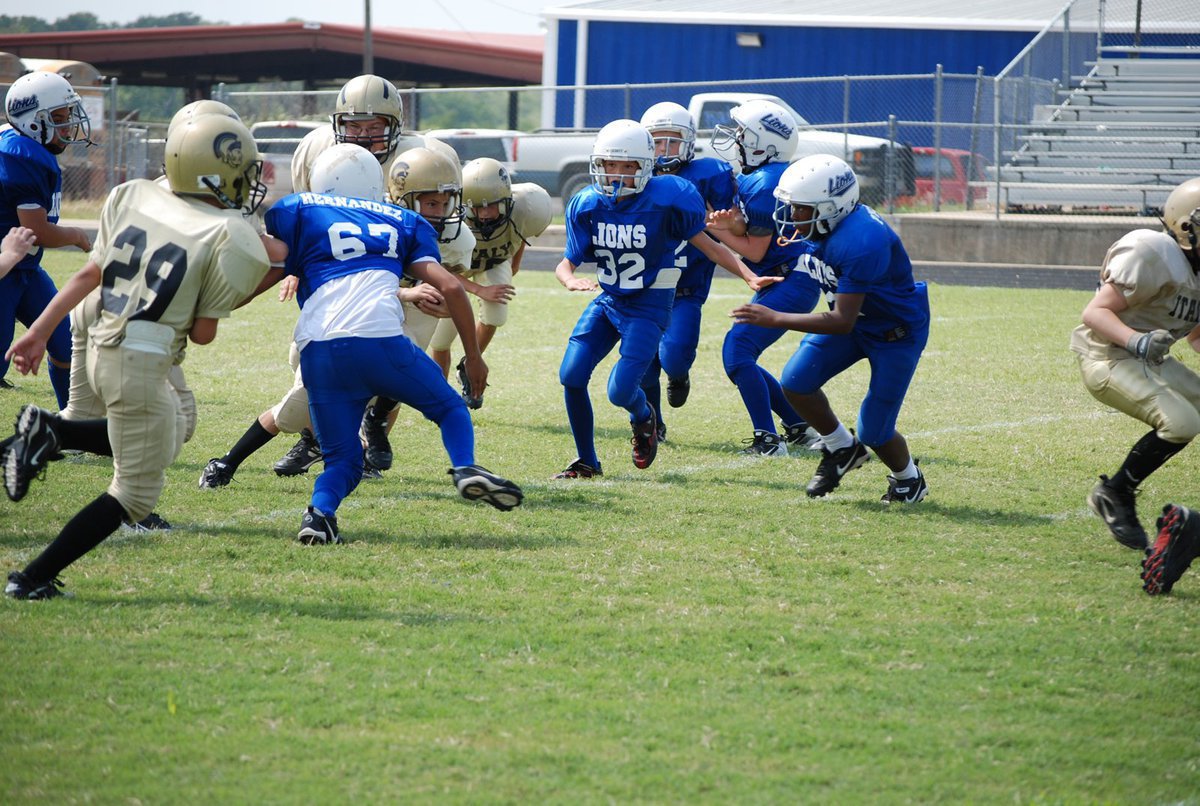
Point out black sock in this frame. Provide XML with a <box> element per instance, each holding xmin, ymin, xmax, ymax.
<box><xmin>367</xmin><ymin>398</ymin><xmax>398</xmax><ymax>421</ymax></box>
<box><xmin>223</xmin><ymin>420</ymin><xmax>276</xmax><ymax>470</ymax></box>
<box><xmin>24</xmin><ymin>493</ymin><xmax>126</xmax><ymax>583</ymax></box>
<box><xmin>1112</xmin><ymin>429</ymin><xmax>1188</xmax><ymax>490</ymax></box>
<box><xmin>52</xmin><ymin>414</ymin><xmax>112</xmax><ymax>457</ymax></box>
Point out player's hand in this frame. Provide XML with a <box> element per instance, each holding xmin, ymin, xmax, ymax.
<box><xmin>2</xmin><ymin>226</ymin><xmax>36</xmax><ymax>261</ymax></box>
<box><xmin>564</xmin><ymin>276</ymin><xmax>598</xmax><ymax>292</ymax></box>
<box><xmin>463</xmin><ymin>353</ymin><xmax>489</xmax><ymax>399</ymax></box>
<box><xmin>5</xmin><ymin>331</ymin><xmax>47</xmax><ymax>375</ymax></box>
<box><xmin>1127</xmin><ymin>329</ymin><xmax>1173</xmax><ymax>365</ymax></box>
<box><xmin>477</xmin><ymin>283</ymin><xmax>516</xmax><ymax>304</ymax></box>
<box><xmin>74</xmin><ymin>227</ymin><xmax>92</xmax><ymax>253</ymax></box>
<box><xmin>730</xmin><ymin>303</ymin><xmax>782</xmax><ymax>328</ymax></box>
<box><xmin>746</xmin><ymin>274</ymin><xmax>784</xmax><ymax>293</ymax></box>
<box><xmin>706</xmin><ymin>208</ymin><xmax>742</xmax><ymax>232</ymax></box>
<box><xmin>278</xmin><ymin>274</ymin><xmax>299</xmax><ymax>302</ymax></box>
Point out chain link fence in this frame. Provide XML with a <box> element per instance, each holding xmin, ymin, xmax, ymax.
<box><xmin>11</xmin><ymin>0</ymin><xmax>1197</xmax><ymax>221</ymax></box>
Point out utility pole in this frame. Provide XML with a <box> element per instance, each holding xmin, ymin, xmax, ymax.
<box><xmin>363</xmin><ymin>0</ymin><xmax>374</xmax><ymax>74</ymax></box>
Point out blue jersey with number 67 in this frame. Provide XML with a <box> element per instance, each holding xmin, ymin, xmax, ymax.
<box><xmin>563</xmin><ymin>175</ymin><xmax>707</xmax><ymax>298</ymax></box>
<box><xmin>266</xmin><ymin>191</ymin><xmax>441</xmax><ymax>307</ymax></box>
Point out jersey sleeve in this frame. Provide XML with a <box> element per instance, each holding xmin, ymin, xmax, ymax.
<box><xmin>264</xmin><ymin>197</ymin><xmax>303</xmax><ymax>276</ymax></box>
<box><xmin>406</xmin><ymin>214</ymin><xmax>443</xmax><ymax>267</ymax></box>
<box><xmin>563</xmin><ymin>192</ymin><xmax>593</xmax><ymax>266</ymax></box>
<box><xmin>88</xmin><ymin>183</ymin><xmax>126</xmax><ymax>266</ymax></box>
<box><xmin>194</xmin><ymin>219</ymin><xmax>271</xmax><ymax>319</ymax></box>
<box><xmin>1102</xmin><ymin>230</ymin><xmax>1174</xmax><ymax>307</ymax></box>
<box><xmin>831</xmin><ymin>239</ymin><xmax>890</xmax><ymax>294</ymax></box>
<box><xmin>668</xmin><ymin>180</ymin><xmax>708</xmax><ymax>242</ymax></box>
<box><xmin>511</xmin><ymin>183</ymin><xmax>554</xmax><ymax>239</ymax></box>
<box><xmin>699</xmin><ymin>160</ymin><xmax>737</xmax><ymax>211</ymax></box>
<box><xmin>439</xmin><ymin>224</ymin><xmax>476</xmax><ymax>273</ymax></box>
<box><xmin>739</xmin><ymin>176</ymin><xmax>778</xmax><ymax>236</ymax></box>
<box><xmin>0</xmin><ymin>150</ymin><xmax>46</xmax><ymax>209</ymax></box>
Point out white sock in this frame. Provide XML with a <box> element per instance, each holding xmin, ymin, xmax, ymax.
<box><xmin>893</xmin><ymin>458</ymin><xmax>918</xmax><ymax>481</ymax></box>
<box><xmin>820</xmin><ymin>424</ymin><xmax>854</xmax><ymax>452</ymax></box>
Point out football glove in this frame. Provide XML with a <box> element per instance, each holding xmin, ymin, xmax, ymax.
<box><xmin>1126</xmin><ymin>329</ymin><xmax>1172</xmax><ymax>365</ymax></box>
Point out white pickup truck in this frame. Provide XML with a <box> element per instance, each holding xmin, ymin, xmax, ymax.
<box><xmin>514</xmin><ymin>92</ymin><xmax>914</xmax><ymax>204</ymax></box>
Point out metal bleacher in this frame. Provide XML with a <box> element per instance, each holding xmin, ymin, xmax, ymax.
<box><xmin>994</xmin><ymin>53</ymin><xmax>1200</xmax><ymax>214</ymax></box>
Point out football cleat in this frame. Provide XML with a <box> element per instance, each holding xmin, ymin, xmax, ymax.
<box><xmin>5</xmin><ymin>570</ymin><xmax>66</xmax><ymax>600</ymax></box>
<box><xmin>450</xmin><ymin>465</ymin><xmax>523</xmax><ymax>511</ymax></box>
<box><xmin>666</xmin><ymin>374</ymin><xmax>691</xmax><ymax>408</ymax></box>
<box><xmin>1087</xmin><ymin>475</ymin><xmax>1148</xmax><ymax>551</ymax></box>
<box><xmin>656</xmin><ymin>422</ymin><xmax>668</xmax><ymax>445</ymax></box>
<box><xmin>1142</xmin><ymin>503</ymin><xmax>1200</xmax><ymax>595</ymax></box>
<box><xmin>881</xmin><ymin>464</ymin><xmax>929</xmax><ymax>504</ymax></box>
<box><xmin>784</xmin><ymin>422</ymin><xmax>823</xmax><ymax>451</ymax></box>
<box><xmin>298</xmin><ymin>506</ymin><xmax>342</xmax><ymax>545</ymax></box>
<box><xmin>361</xmin><ymin>460</ymin><xmax>384</xmax><ymax>481</ymax></box>
<box><xmin>123</xmin><ymin>512</ymin><xmax>173</xmax><ymax>532</ymax></box>
<box><xmin>740</xmin><ymin>430</ymin><xmax>788</xmax><ymax>457</ymax></box>
<box><xmin>0</xmin><ymin>378</ymin><xmax>13</xmax><ymax>389</ymax></box>
<box><xmin>553</xmin><ymin>459</ymin><xmax>602</xmax><ymax>479</ymax></box>
<box><xmin>360</xmin><ymin>402</ymin><xmax>393</xmax><ymax>470</ymax></box>
<box><xmin>631</xmin><ymin>405</ymin><xmax>658</xmax><ymax>469</ymax></box>
<box><xmin>199</xmin><ymin>458</ymin><xmax>235</xmax><ymax>489</ymax></box>
<box><xmin>456</xmin><ymin>356</ymin><xmax>483</xmax><ymax>410</ymax></box>
<box><xmin>806</xmin><ymin>439</ymin><xmax>870</xmax><ymax>498</ymax></box>
<box><xmin>5</xmin><ymin>405</ymin><xmax>60</xmax><ymax>502</ymax></box>
<box><xmin>273</xmin><ymin>429</ymin><xmax>323</xmax><ymax>477</ymax></box>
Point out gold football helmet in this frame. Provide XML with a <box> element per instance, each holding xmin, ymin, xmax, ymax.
<box><xmin>333</xmin><ymin>74</ymin><xmax>404</xmax><ymax>164</ymax></box>
<box><xmin>462</xmin><ymin>157</ymin><xmax>514</xmax><ymax>240</ymax></box>
<box><xmin>166</xmin><ymin>100</ymin><xmax>241</xmax><ymax>141</ymax></box>
<box><xmin>388</xmin><ymin>146</ymin><xmax>463</xmax><ymax>242</ymax></box>
<box><xmin>1163</xmin><ymin>177</ymin><xmax>1200</xmax><ymax>252</ymax></box>
<box><xmin>165</xmin><ymin>115</ymin><xmax>266</xmax><ymax>214</ymax></box>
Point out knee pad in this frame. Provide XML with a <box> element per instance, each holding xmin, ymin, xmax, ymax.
<box><xmin>271</xmin><ymin>378</ymin><xmax>312</xmax><ymax>434</ymax></box>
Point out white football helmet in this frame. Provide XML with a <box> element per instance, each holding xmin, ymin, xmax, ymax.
<box><xmin>333</xmin><ymin>74</ymin><xmax>404</xmax><ymax>164</ymax></box>
<box><xmin>589</xmin><ymin>119</ymin><xmax>655</xmax><ymax>198</ymax></box>
<box><xmin>388</xmin><ymin>146</ymin><xmax>464</xmax><ymax>242</ymax></box>
<box><xmin>166</xmin><ymin>99</ymin><xmax>240</xmax><ymax>141</ymax></box>
<box><xmin>710</xmin><ymin>99</ymin><xmax>797</xmax><ymax>171</ymax></box>
<box><xmin>640</xmin><ymin>101</ymin><xmax>695</xmax><ymax>171</ymax></box>
<box><xmin>1163</xmin><ymin>177</ymin><xmax>1200</xmax><ymax>252</ymax></box>
<box><xmin>165</xmin><ymin>115</ymin><xmax>266</xmax><ymax>214</ymax></box>
<box><xmin>5</xmin><ymin>71</ymin><xmax>91</xmax><ymax>151</ymax></box>
<box><xmin>310</xmin><ymin>143</ymin><xmax>386</xmax><ymax>203</ymax></box>
<box><xmin>773</xmin><ymin>155</ymin><xmax>860</xmax><ymax>242</ymax></box>
<box><xmin>462</xmin><ymin>157</ymin><xmax>515</xmax><ymax>240</ymax></box>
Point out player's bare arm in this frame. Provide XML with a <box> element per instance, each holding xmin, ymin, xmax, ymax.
<box><xmin>1082</xmin><ymin>282</ymin><xmax>1142</xmax><ymax>349</ymax></box>
<box><xmin>461</xmin><ymin>275</ymin><xmax>516</xmax><ymax>304</ymax></box>
<box><xmin>236</xmin><ymin>267</ymin><xmax>287</xmax><ymax>308</ymax></box>
<box><xmin>0</xmin><ymin>225</ymin><xmax>37</xmax><ymax>280</ymax></box>
<box><xmin>16</xmin><ymin>205</ymin><xmax>91</xmax><ymax>252</ymax></box>
<box><xmin>411</xmin><ymin>259</ymin><xmax>489</xmax><ymax>396</ymax></box>
<box><xmin>189</xmin><ymin>317</ymin><xmax>219</xmax><ymax>345</ymax></box>
<box><xmin>5</xmin><ymin>260</ymin><xmax>101</xmax><ymax>374</ymax></box>
<box><xmin>690</xmin><ymin>233</ymin><xmax>781</xmax><ymax>293</ymax></box>
<box><xmin>510</xmin><ymin>242</ymin><xmax>526</xmax><ymax>277</ymax></box>
<box><xmin>731</xmin><ymin>292</ymin><xmax>865</xmax><ymax>334</ymax></box>
<box><xmin>555</xmin><ymin>257</ymin><xmax>598</xmax><ymax>292</ymax></box>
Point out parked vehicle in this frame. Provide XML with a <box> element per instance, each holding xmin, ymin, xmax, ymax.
<box><xmin>422</xmin><ymin>128</ymin><xmax>521</xmax><ymax>177</ymax></box>
<box><xmin>896</xmin><ymin>147</ymin><xmax>989</xmax><ymax>207</ymax></box>
<box><xmin>249</xmin><ymin>119</ymin><xmax>324</xmax><ymax>208</ymax></box>
<box><xmin>513</xmin><ymin>92</ymin><xmax>915</xmax><ymax>204</ymax></box>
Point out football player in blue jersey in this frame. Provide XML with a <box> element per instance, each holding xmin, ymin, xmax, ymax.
<box><xmin>554</xmin><ymin>120</ymin><xmax>777</xmax><ymax>479</ymax></box>
<box><xmin>262</xmin><ymin>144</ymin><xmax>522</xmax><ymax>544</ymax></box>
<box><xmin>732</xmin><ymin>155</ymin><xmax>931</xmax><ymax>503</ymax></box>
<box><xmin>708</xmin><ymin>100</ymin><xmax>823</xmax><ymax>457</ymax></box>
<box><xmin>0</xmin><ymin>72</ymin><xmax>94</xmax><ymax>403</ymax></box>
<box><xmin>635</xmin><ymin>102</ymin><xmax>737</xmax><ymax>443</ymax></box>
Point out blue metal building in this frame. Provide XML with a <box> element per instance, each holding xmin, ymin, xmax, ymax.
<box><xmin>537</xmin><ymin>0</ymin><xmax>1188</xmax><ymax>133</ymax></box>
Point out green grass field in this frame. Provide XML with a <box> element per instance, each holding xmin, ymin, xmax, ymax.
<box><xmin>2</xmin><ymin>254</ymin><xmax>1199</xmax><ymax>802</ymax></box>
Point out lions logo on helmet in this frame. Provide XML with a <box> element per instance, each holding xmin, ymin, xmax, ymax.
<box><xmin>4</xmin><ymin>71</ymin><xmax>92</xmax><ymax>151</ymax></box>
<box><xmin>710</xmin><ymin>99</ymin><xmax>798</xmax><ymax>172</ymax></box>
<box><xmin>773</xmin><ymin>155</ymin><xmax>861</xmax><ymax>243</ymax></box>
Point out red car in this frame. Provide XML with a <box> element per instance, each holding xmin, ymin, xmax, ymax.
<box><xmin>898</xmin><ymin>147</ymin><xmax>989</xmax><ymax>206</ymax></box>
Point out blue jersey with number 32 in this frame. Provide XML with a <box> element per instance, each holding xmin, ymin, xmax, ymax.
<box><xmin>564</xmin><ymin>175</ymin><xmax>707</xmax><ymax>298</ymax></box>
